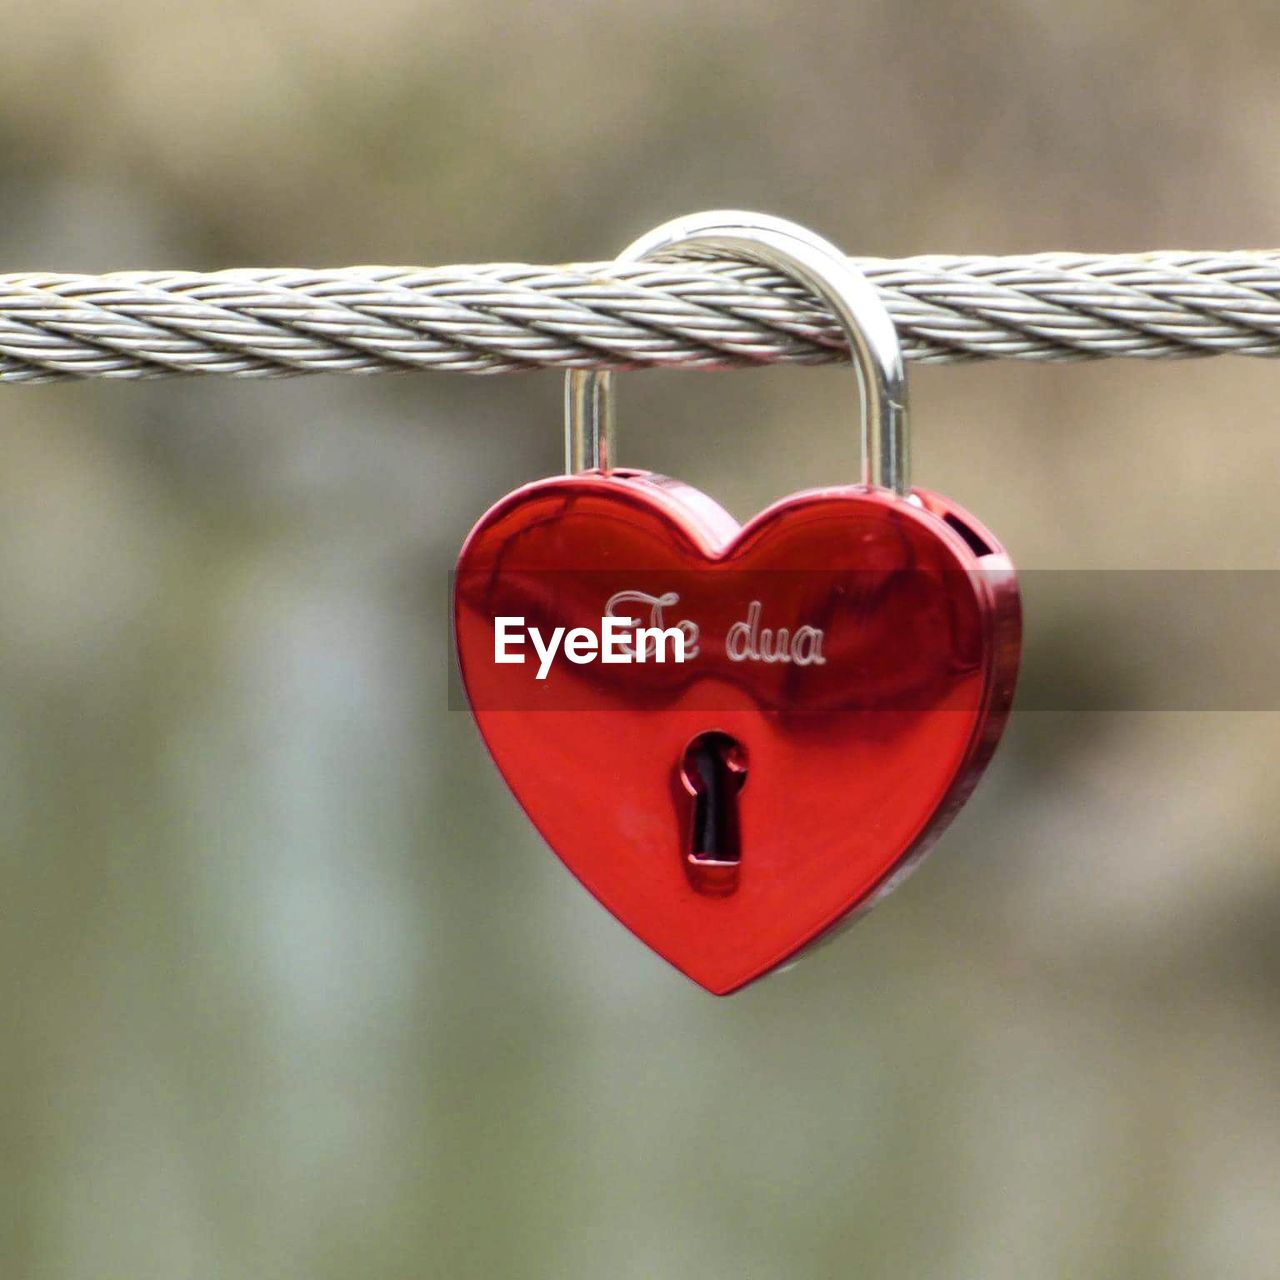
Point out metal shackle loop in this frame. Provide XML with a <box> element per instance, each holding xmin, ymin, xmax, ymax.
<box><xmin>564</xmin><ymin>210</ymin><xmax>909</xmax><ymax>494</ymax></box>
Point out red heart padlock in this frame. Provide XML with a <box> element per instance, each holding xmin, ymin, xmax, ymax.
<box><xmin>454</xmin><ymin>213</ymin><xmax>1021</xmax><ymax>994</ymax></box>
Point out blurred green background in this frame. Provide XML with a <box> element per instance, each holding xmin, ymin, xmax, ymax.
<box><xmin>3</xmin><ymin>3</ymin><xmax>1280</xmax><ymax>1277</ymax></box>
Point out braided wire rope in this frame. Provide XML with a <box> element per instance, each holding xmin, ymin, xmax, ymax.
<box><xmin>2</xmin><ymin>251</ymin><xmax>1280</xmax><ymax>382</ymax></box>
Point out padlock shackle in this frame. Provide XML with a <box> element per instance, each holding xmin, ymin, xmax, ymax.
<box><xmin>564</xmin><ymin>211</ymin><xmax>909</xmax><ymax>495</ymax></box>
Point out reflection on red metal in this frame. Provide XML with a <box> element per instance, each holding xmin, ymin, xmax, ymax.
<box><xmin>454</xmin><ymin>470</ymin><xmax>1021</xmax><ymax>995</ymax></box>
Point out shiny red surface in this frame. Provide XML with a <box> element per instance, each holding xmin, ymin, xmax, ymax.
<box><xmin>454</xmin><ymin>470</ymin><xmax>1021</xmax><ymax>994</ymax></box>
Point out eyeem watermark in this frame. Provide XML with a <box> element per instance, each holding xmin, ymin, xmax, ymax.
<box><xmin>494</xmin><ymin>613</ymin><xmax>687</xmax><ymax>679</ymax></box>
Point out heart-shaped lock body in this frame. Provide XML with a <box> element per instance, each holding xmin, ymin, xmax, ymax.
<box><xmin>454</xmin><ymin>470</ymin><xmax>1020</xmax><ymax>994</ymax></box>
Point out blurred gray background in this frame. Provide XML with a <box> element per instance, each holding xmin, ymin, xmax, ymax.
<box><xmin>2</xmin><ymin>3</ymin><xmax>1280</xmax><ymax>1277</ymax></box>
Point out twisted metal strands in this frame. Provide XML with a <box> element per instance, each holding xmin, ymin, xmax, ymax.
<box><xmin>3</xmin><ymin>252</ymin><xmax>1280</xmax><ymax>383</ymax></box>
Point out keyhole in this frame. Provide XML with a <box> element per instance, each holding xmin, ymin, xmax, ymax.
<box><xmin>680</xmin><ymin>731</ymin><xmax>748</xmax><ymax>897</ymax></box>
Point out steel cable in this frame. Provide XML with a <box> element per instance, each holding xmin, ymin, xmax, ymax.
<box><xmin>3</xmin><ymin>252</ymin><xmax>1280</xmax><ymax>382</ymax></box>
